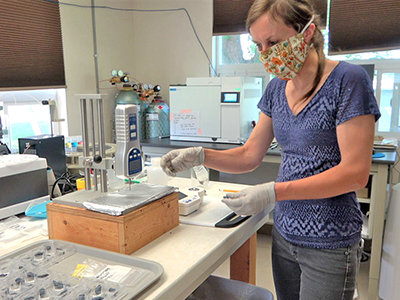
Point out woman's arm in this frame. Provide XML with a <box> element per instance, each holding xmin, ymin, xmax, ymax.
<box><xmin>203</xmin><ymin>112</ymin><xmax>275</xmax><ymax>174</ymax></box>
<box><xmin>275</xmin><ymin>114</ymin><xmax>375</xmax><ymax>201</ymax></box>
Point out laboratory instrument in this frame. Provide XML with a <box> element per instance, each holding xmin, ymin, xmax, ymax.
<box><xmin>111</xmin><ymin>70</ymin><xmax>164</xmax><ymax>141</ymax></box>
<box><xmin>76</xmin><ymin>94</ymin><xmax>113</xmax><ymax>193</ymax></box>
<box><xmin>178</xmin><ymin>186</ymin><xmax>205</xmax><ymax>216</ymax></box>
<box><xmin>18</xmin><ymin>134</ymin><xmax>66</xmax><ymax>178</ymax></box>
<box><xmin>50</xmin><ymin>96</ymin><xmax>178</xmax><ymax>257</ymax></box>
<box><xmin>114</xmin><ymin>104</ymin><xmax>143</xmax><ymax>186</ymax></box>
<box><xmin>115</xmin><ymin>85</ymin><xmax>147</xmax><ymax>140</ymax></box>
<box><xmin>178</xmin><ymin>192</ymin><xmax>202</xmax><ymax>216</ymax></box>
<box><xmin>0</xmin><ymin>154</ymin><xmax>49</xmax><ymax>219</ymax></box>
<box><xmin>169</xmin><ymin>77</ymin><xmax>262</xmax><ymax>144</ymax></box>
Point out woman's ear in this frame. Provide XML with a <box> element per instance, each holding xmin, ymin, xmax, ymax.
<box><xmin>304</xmin><ymin>23</ymin><xmax>316</xmax><ymax>44</ymax></box>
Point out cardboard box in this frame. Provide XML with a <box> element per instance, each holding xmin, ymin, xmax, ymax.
<box><xmin>47</xmin><ymin>192</ymin><xmax>179</xmax><ymax>254</ymax></box>
<box><xmin>356</xmin><ymin>187</ymin><xmax>369</xmax><ymax>199</ymax></box>
<box><xmin>356</xmin><ymin>174</ymin><xmax>373</xmax><ymax>199</ymax></box>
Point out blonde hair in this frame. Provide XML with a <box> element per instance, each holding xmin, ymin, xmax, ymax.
<box><xmin>247</xmin><ymin>0</ymin><xmax>325</xmax><ymax>101</ymax></box>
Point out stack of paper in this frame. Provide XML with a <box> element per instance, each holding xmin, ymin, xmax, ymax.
<box><xmin>373</xmin><ymin>138</ymin><xmax>398</xmax><ymax>150</ymax></box>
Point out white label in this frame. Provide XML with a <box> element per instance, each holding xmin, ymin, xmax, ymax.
<box><xmin>95</xmin><ymin>265</ymin><xmax>132</xmax><ymax>283</ymax></box>
<box><xmin>146</xmin><ymin>113</ymin><xmax>159</xmax><ymax>121</ymax></box>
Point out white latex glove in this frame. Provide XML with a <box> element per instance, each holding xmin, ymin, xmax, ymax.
<box><xmin>160</xmin><ymin>147</ymin><xmax>204</xmax><ymax>177</ymax></box>
<box><xmin>221</xmin><ymin>182</ymin><xmax>276</xmax><ymax>216</ymax></box>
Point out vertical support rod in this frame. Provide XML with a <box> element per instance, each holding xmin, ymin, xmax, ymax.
<box><xmin>97</xmin><ymin>97</ymin><xmax>108</xmax><ymax>192</ymax></box>
<box><xmin>91</xmin><ymin>0</ymin><xmax>100</xmax><ymax>94</ymax></box>
<box><xmin>80</xmin><ymin>98</ymin><xmax>91</xmax><ymax>190</ymax></box>
<box><xmin>90</xmin><ymin>99</ymin><xmax>98</xmax><ymax>191</ymax></box>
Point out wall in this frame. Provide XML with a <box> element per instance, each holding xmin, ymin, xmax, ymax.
<box><xmin>60</xmin><ymin>0</ymin><xmax>212</xmax><ymax>142</ymax></box>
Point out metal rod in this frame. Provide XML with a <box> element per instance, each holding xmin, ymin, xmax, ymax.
<box><xmin>97</xmin><ymin>97</ymin><xmax>108</xmax><ymax>192</ymax></box>
<box><xmin>91</xmin><ymin>0</ymin><xmax>100</xmax><ymax>94</ymax></box>
<box><xmin>49</xmin><ymin>106</ymin><xmax>54</xmax><ymax>136</ymax></box>
<box><xmin>80</xmin><ymin>98</ymin><xmax>91</xmax><ymax>190</ymax></box>
<box><xmin>90</xmin><ymin>98</ymin><xmax>98</xmax><ymax>191</ymax></box>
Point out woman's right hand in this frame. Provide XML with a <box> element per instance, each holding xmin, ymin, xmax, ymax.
<box><xmin>160</xmin><ymin>147</ymin><xmax>204</xmax><ymax>176</ymax></box>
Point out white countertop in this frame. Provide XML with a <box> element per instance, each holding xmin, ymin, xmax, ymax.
<box><xmin>0</xmin><ymin>177</ymin><xmax>271</xmax><ymax>300</ymax></box>
<box><xmin>133</xmin><ymin>177</ymin><xmax>270</xmax><ymax>300</ymax></box>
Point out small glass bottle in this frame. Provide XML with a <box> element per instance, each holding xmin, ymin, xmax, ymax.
<box><xmin>192</xmin><ymin>165</ymin><xmax>209</xmax><ymax>188</ymax></box>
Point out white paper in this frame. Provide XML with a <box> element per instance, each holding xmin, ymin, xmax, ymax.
<box><xmin>172</xmin><ymin>112</ymin><xmax>200</xmax><ymax>136</ymax></box>
<box><xmin>95</xmin><ymin>265</ymin><xmax>132</xmax><ymax>283</ymax></box>
<box><xmin>0</xmin><ymin>217</ymin><xmax>47</xmax><ymax>248</ymax></box>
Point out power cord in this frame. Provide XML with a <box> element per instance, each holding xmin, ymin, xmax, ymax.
<box><xmin>51</xmin><ymin>172</ymin><xmax>83</xmax><ymax>199</ymax></box>
<box><xmin>40</xmin><ymin>0</ymin><xmax>218</xmax><ymax>77</ymax></box>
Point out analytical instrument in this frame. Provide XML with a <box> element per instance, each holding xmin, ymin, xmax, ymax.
<box><xmin>169</xmin><ymin>77</ymin><xmax>262</xmax><ymax>144</ymax></box>
<box><xmin>55</xmin><ymin>95</ymin><xmax>143</xmax><ymax>207</ymax></box>
<box><xmin>0</xmin><ymin>154</ymin><xmax>49</xmax><ymax>219</ymax></box>
<box><xmin>114</xmin><ymin>104</ymin><xmax>143</xmax><ymax>184</ymax></box>
<box><xmin>18</xmin><ymin>134</ymin><xmax>66</xmax><ymax>178</ymax></box>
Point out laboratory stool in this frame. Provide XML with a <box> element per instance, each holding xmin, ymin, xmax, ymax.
<box><xmin>186</xmin><ymin>275</ymin><xmax>274</xmax><ymax>300</ymax></box>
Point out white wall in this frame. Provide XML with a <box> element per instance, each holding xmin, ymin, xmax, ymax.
<box><xmin>60</xmin><ymin>0</ymin><xmax>212</xmax><ymax>142</ymax></box>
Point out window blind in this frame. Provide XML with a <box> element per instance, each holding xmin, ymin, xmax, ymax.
<box><xmin>329</xmin><ymin>0</ymin><xmax>400</xmax><ymax>55</ymax></box>
<box><xmin>0</xmin><ymin>0</ymin><xmax>66</xmax><ymax>90</ymax></box>
<box><xmin>213</xmin><ymin>0</ymin><xmax>328</xmax><ymax>36</ymax></box>
<box><xmin>213</xmin><ymin>0</ymin><xmax>255</xmax><ymax>35</ymax></box>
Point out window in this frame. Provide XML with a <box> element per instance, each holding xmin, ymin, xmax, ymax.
<box><xmin>376</xmin><ymin>71</ymin><xmax>400</xmax><ymax>133</ymax></box>
<box><xmin>7</xmin><ymin>104</ymin><xmax>51</xmax><ymax>151</ymax></box>
<box><xmin>213</xmin><ymin>34</ymin><xmax>269</xmax><ymax>90</ymax></box>
<box><xmin>0</xmin><ymin>89</ymin><xmax>67</xmax><ymax>153</ymax></box>
<box><xmin>327</xmin><ymin>55</ymin><xmax>400</xmax><ymax>137</ymax></box>
<box><xmin>213</xmin><ymin>33</ymin><xmax>400</xmax><ymax>138</ymax></box>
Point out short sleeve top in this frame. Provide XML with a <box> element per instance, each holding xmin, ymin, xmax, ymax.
<box><xmin>258</xmin><ymin>61</ymin><xmax>381</xmax><ymax>249</ymax></box>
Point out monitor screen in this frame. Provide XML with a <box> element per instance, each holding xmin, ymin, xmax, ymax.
<box><xmin>221</xmin><ymin>92</ymin><xmax>240</xmax><ymax>103</ymax></box>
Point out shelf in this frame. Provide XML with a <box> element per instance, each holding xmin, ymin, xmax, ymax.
<box><xmin>358</xmin><ymin>197</ymin><xmax>371</xmax><ymax>204</ymax></box>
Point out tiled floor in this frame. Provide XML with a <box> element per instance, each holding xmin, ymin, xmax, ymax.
<box><xmin>213</xmin><ymin>233</ymin><xmax>371</xmax><ymax>300</ymax></box>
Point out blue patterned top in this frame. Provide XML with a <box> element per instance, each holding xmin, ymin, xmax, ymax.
<box><xmin>258</xmin><ymin>61</ymin><xmax>381</xmax><ymax>249</ymax></box>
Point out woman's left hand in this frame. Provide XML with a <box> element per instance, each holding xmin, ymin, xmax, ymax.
<box><xmin>222</xmin><ymin>182</ymin><xmax>276</xmax><ymax>215</ymax></box>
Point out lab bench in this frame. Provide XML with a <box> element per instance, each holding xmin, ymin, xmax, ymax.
<box><xmin>0</xmin><ymin>178</ymin><xmax>269</xmax><ymax>300</ymax></box>
<box><xmin>141</xmin><ymin>137</ymin><xmax>397</xmax><ymax>300</ymax></box>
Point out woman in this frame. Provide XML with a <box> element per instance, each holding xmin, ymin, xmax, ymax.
<box><xmin>161</xmin><ymin>0</ymin><xmax>380</xmax><ymax>299</ymax></box>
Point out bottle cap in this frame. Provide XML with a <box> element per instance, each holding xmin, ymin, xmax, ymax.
<box><xmin>151</xmin><ymin>157</ymin><xmax>162</xmax><ymax>167</ymax></box>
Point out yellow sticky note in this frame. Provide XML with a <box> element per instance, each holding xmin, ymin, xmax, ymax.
<box><xmin>72</xmin><ymin>264</ymin><xmax>88</xmax><ymax>278</ymax></box>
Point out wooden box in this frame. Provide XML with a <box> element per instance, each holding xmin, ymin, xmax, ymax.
<box><xmin>47</xmin><ymin>192</ymin><xmax>179</xmax><ymax>255</ymax></box>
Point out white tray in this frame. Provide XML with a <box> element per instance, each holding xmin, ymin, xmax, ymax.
<box><xmin>0</xmin><ymin>239</ymin><xmax>164</xmax><ymax>299</ymax></box>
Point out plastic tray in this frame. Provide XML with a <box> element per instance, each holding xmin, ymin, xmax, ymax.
<box><xmin>0</xmin><ymin>239</ymin><xmax>164</xmax><ymax>299</ymax></box>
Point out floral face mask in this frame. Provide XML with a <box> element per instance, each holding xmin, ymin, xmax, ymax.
<box><xmin>259</xmin><ymin>16</ymin><xmax>314</xmax><ymax>80</ymax></box>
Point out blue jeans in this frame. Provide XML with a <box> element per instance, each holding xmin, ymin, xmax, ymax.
<box><xmin>272</xmin><ymin>228</ymin><xmax>362</xmax><ymax>300</ymax></box>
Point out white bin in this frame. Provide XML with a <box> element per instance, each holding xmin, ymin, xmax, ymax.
<box><xmin>379</xmin><ymin>183</ymin><xmax>400</xmax><ymax>299</ymax></box>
